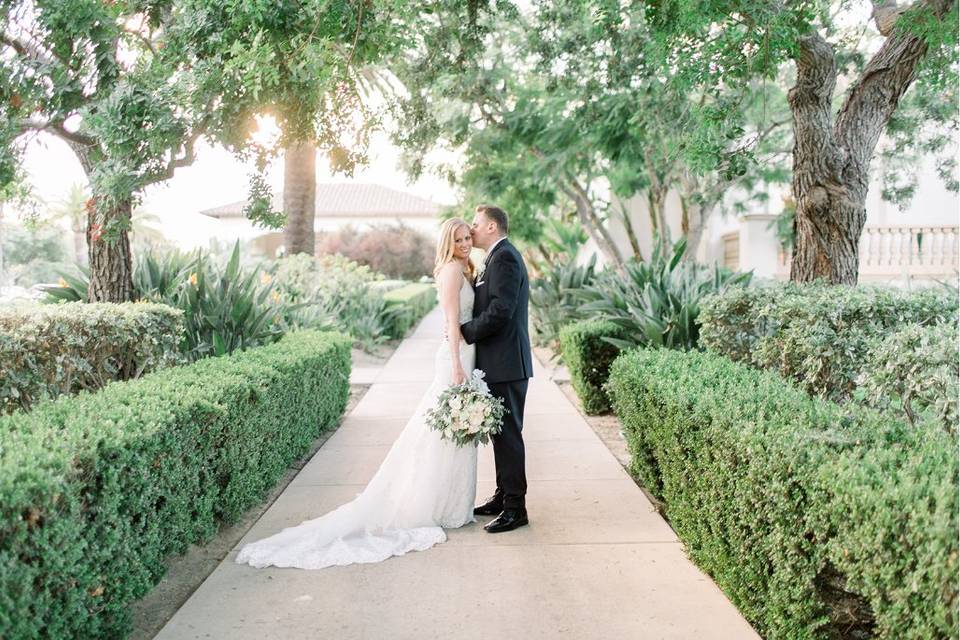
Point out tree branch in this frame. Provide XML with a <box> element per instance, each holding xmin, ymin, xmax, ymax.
<box><xmin>788</xmin><ymin>31</ymin><xmax>843</xmax><ymax>181</ymax></box>
<box><xmin>835</xmin><ymin>0</ymin><xmax>955</xmax><ymax>177</ymax></box>
<box><xmin>121</xmin><ymin>26</ymin><xmax>158</xmax><ymax>56</ymax></box>
<box><xmin>17</xmin><ymin>118</ymin><xmax>96</xmax><ymax>146</ymax></box>
<box><xmin>871</xmin><ymin>0</ymin><xmax>906</xmax><ymax>36</ymax></box>
<box><xmin>0</xmin><ymin>32</ymin><xmax>62</xmax><ymax>69</ymax></box>
<box><xmin>149</xmin><ymin>128</ymin><xmax>204</xmax><ymax>184</ymax></box>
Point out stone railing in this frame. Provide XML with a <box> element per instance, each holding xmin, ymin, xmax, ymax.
<box><xmin>777</xmin><ymin>225</ymin><xmax>960</xmax><ymax>282</ymax></box>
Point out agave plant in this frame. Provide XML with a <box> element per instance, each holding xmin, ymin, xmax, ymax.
<box><xmin>581</xmin><ymin>238</ymin><xmax>752</xmax><ymax>351</ymax></box>
<box><xmin>44</xmin><ymin>243</ymin><xmax>286</xmax><ymax>360</ymax></box>
<box><xmin>529</xmin><ymin>254</ymin><xmax>599</xmax><ymax>348</ymax></box>
<box><xmin>175</xmin><ymin>242</ymin><xmax>284</xmax><ymax>359</ymax></box>
<box><xmin>134</xmin><ymin>249</ymin><xmax>194</xmax><ymax>300</ymax></box>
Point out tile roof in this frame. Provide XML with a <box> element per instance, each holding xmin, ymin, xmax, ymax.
<box><xmin>200</xmin><ymin>183</ymin><xmax>442</xmax><ymax>219</ymax></box>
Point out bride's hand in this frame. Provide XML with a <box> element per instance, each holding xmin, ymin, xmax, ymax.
<box><xmin>451</xmin><ymin>367</ymin><xmax>466</xmax><ymax>385</ymax></box>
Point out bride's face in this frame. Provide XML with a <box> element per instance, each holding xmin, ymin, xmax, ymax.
<box><xmin>453</xmin><ymin>226</ymin><xmax>473</xmax><ymax>260</ymax></box>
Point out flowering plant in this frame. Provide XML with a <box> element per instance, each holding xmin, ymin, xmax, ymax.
<box><xmin>426</xmin><ymin>369</ymin><xmax>506</xmax><ymax>447</ymax></box>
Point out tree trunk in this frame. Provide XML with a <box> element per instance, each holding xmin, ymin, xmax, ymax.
<box><xmin>647</xmin><ymin>187</ymin><xmax>671</xmax><ymax>254</ymax></box>
<box><xmin>678</xmin><ymin>172</ymin><xmax>719</xmax><ymax>263</ymax></box>
<box><xmin>87</xmin><ymin>197</ymin><xmax>135</xmax><ymax>302</ymax></box>
<box><xmin>680</xmin><ymin>197</ymin><xmax>714</xmax><ymax>263</ymax></box>
<box><xmin>564</xmin><ymin>182</ymin><xmax>625</xmax><ymax>269</ymax></box>
<box><xmin>789</xmin><ymin>0</ymin><xmax>953</xmax><ymax>284</ymax></box>
<box><xmin>68</xmin><ymin>142</ymin><xmax>134</xmax><ymax>301</ymax></box>
<box><xmin>283</xmin><ymin>142</ymin><xmax>316</xmax><ymax>256</ymax></box>
<box><xmin>614</xmin><ymin>202</ymin><xmax>644</xmax><ymax>261</ymax></box>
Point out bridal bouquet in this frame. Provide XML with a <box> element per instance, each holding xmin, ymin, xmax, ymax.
<box><xmin>426</xmin><ymin>369</ymin><xmax>506</xmax><ymax>447</ymax></box>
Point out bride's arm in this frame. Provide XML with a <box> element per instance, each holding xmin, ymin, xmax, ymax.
<box><xmin>438</xmin><ymin>263</ymin><xmax>467</xmax><ymax>385</ymax></box>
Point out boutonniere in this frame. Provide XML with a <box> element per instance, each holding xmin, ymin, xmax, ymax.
<box><xmin>475</xmin><ymin>261</ymin><xmax>487</xmax><ymax>282</ymax></box>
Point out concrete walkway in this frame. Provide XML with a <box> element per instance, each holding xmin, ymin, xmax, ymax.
<box><xmin>155</xmin><ymin>309</ymin><xmax>758</xmax><ymax>639</ymax></box>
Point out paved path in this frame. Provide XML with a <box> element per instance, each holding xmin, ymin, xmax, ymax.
<box><xmin>155</xmin><ymin>309</ymin><xmax>758</xmax><ymax>639</ymax></box>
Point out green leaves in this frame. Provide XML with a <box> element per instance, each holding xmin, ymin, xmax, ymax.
<box><xmin>579</xmin><ymin>237</ymin><xmax>752</xmax><ymax>351</ymax></box>
<box><xmin>607</xmin><ymin>346</ymin><xmax>958</xmax><ymax>639</ymax></box>
<box><xmin>0</xmin><ymin>302</ymin><xmax>185</xmax><ymax>413</ymax></box>
<box><xmin>0</xmin><ymin>329</ymin><xmax>351</xmax><ymax>638</ymax></box>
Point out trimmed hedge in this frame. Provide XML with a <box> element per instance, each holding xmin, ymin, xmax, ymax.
<box><xmin>699</xmin><ymin>282</ymin><xmax>959</xmax><ymax>401</ymax></box>
<box><xmin>558</xmin><ymin>319</ymin><xmax>628</xmax><ymax>414</ymax></box>
<box><xmin>382</xmin><ymin>282</ymin><xmax>438</xmax><ymax>338</ymax></box>
<box><xmin>859</xmin><ymin>322</ymin><xmax>958</xmax><ymax>434</ymax></box>
<box><xmin>0</xmin><ymin>330</ymin><xmax>351</xmax><ymax>639</ymax></box>
<box><xmin>0</xmin><ymin>302</ymin><xmax>185</xmax><ymax>413</ymax></box>
<box><xmin>607</xmin><ymin>347</ymin><xmax>958</xmax><ymax>640</ymax></box>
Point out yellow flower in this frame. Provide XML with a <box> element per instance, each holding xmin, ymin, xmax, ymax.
<box><xmin>57</xmin><ymin>277</ymin><xmax>68</xmax><ymax>288</ymax></box>
<box><xmin>270</xmin><ymin>291</ymin><xmax>281</xmax><ymax>304</ymax></box>
<box><xmin>188</xmin><ymin>272</ymin><xmax>198</xmax><ymax>286</ymax></box>
<box><xmin>260</xmin><ymin>273</ymin><xmax>272</xmax><ymax>285</ymax></box>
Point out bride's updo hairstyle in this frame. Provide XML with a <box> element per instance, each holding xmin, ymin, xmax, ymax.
<box><xmin>433</xmin><ymin>217</ymin><xmax>476</xmax><ymax>281</ymax></box>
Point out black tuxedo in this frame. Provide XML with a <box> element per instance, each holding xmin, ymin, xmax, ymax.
<box><xmin>460</xmin><ymin>238</ymin><xmax>532</xmax><ymax>510</ymax></box>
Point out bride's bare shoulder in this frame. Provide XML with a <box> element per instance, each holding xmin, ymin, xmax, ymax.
<box><xmin>437</xmin><ymin>261</ymin><xmax>464</xmax><ymax>284</ymax></box>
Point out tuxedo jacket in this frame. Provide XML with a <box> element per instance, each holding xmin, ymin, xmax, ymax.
<box><xmin>460</xmin><ymin>239</ymin><xmax>534</xmax><ymax>383</ymax></box>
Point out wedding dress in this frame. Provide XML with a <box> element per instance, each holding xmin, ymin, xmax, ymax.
<box><xmin>235</xmin><ymin>276</ymin><xmax>478</xmax><ymax>569</ymax></box>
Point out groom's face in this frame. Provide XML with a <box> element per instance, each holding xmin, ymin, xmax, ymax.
<box><xmin>470</xmin><ymin>211</ymin><xmax>498</xmax><ymax>250</ymax></box>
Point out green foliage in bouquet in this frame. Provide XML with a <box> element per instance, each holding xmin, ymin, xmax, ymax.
<box><xmin>426</xmin><ymin>370</ymin><xmax>506</xmax><ymax>447</ymax></box>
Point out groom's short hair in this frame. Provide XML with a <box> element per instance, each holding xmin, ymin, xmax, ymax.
<box><xmin>475</xmin><ymin>205</ymin><xmax>509</xmax><ymax>235</ymax></box>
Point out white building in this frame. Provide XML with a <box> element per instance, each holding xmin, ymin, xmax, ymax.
<box><xmin>606</xmin><ymin>155</ymin><xmax>959</xmax><ymax>285</ymax></box>
<box><xmin>200</xmin><ymin>183</ymin><xmax>445</xmax><ymax>257</ymax></box>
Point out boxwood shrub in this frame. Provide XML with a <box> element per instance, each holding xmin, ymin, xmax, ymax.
<box><xmin>699</xmin><ymin>282</ymin><xmax>958</xmax><ymax>401</ymax></box>
<box><xmin>558</xmin><ymin>319</ymin><xmax>628</xmax><ymax>414</ymax></box>
<box><xmin>382</xmin><ymin>282</ymin><xmax>438</xmax><ymax>338</ymax></box>
<box><xmin>0</xmin><ymin>302</ymin><xmax>185</xmax><ymax>414</ymax></box>
<box><xmin>0</xmin><ymin>330</ymin><xmax>351</xmax><ymax>639</ymax></box>
<box><xmin>607</xmin><ymin>347</ymin><xmax>957</xmax><ymax>640</ymax></box>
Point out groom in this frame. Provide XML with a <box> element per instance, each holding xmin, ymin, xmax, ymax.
<box><xmin>460</xmin><ymin>205</ymin><xmax>534</xmax><ymax>533</ymax></box>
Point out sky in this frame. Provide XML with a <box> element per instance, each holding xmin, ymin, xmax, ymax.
<box><xmin>19</xmin><ymin>123</ymin><xmax>459</xmax><ymax>249</ymax></box>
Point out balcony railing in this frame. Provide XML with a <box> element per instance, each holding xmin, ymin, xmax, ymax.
<box><xmin>777</xmin><ymin>224</ymin><xmax>960</xmax><ymax>281</ymax></box>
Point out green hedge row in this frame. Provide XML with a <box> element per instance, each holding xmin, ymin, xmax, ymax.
<box><xmin>699</xmin><ymin>282</ymin><xmax>958</xmax><ymax>402</ymax></box>
<box><xmin>0</xmin><ymin>330</ymin><xmax>351</xmax><ymax>639</ymax></box>
<box><xmin>607</xmin><ymin>347</ymin><xmax>958</xmax><ymax>640</ymax></box>
<box><xmin>558</xmin><ymin>319</ymin><xmax>627</xmax><ymax>414</ymax></box>
<box><xmin>859</xmin><ymin>322</ymin><xmax>958</xmax><ymax>433</ymax></box>
<box><xmin>0</xmin><ymin>302</ymin><xmax>185</xmax><ymax>414</ymax></box>
<box><xmin>382</xmin><ymin>282</ymin><xmax>438</xmax><ymax>338</ymax></box>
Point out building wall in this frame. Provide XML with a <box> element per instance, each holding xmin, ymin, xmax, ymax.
<box><xmin>593</xmin><ymin>153</ymin><xmax>959</xmax><ymax>284</ymax></box>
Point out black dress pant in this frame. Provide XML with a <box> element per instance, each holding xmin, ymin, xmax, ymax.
<box><xmin>487</xmin><ymin>379</ymin><xmax>528</xmax><ymax>510</ymax></box>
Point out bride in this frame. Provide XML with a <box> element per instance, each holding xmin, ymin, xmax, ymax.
<box><xmin>235</xmin><ymin>218</ymin><xmax>479</xmax><ymax>570</ymax></box>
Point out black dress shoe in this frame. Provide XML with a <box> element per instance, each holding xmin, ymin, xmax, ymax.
<box><xmin>473</xmin><ymin>496</ymin><xmax>504</xmax><ymax>516</ymax></box>
<box><xmin>483</xmin><ymin>509</ymin><xmax>528</xmax><ymax>533</ymax></box>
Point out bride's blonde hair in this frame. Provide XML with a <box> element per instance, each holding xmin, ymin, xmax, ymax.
<box><xmin>434</xmin><ymin>218</ymin><xmax>476</xmax><ymax>280</ymax></box>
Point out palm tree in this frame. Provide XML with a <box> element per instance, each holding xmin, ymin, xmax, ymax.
<box><xmin>54</xmin><ymin>183</ymin><xmax>89</xmax><ymax>266</ymax></box>
<box><xmin>282</xmin><ymin>141</ymin><xmax>316</xmax><ymax>255</ymax></box>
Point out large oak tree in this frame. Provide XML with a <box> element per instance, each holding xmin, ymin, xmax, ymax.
<box><xmin>646</xmin><ymin>0</ymin><xmax>958</xmax><ymax>284</ymax></box>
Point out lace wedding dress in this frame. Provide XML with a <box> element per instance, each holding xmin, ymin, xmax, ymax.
<box><xmin>235</xmin><ymin>276</ymin><xmax>478</xmax><ymax>569</ymax></box>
